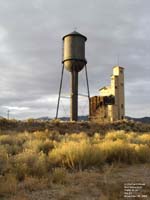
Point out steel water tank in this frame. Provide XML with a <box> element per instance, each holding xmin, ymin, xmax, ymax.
<box><xmin>62</xmin><ymin>31</ymin><xmax>87</xmax><ymax>72</ymax></box>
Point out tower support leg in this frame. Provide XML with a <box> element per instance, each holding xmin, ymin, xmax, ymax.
<box><xmin>71</xmin><ymin>70</ymin><xmax>78</xmax><ymax>121</ymax></box>
<box><xmin>85</xmin><ymin>65</ymin><xmax>91</xmax><ymax>116</ymax></box>
<box><xmin>56</xmin><ymin>64</ymin><xmax>64</xmax><ymax>119</ymax></box>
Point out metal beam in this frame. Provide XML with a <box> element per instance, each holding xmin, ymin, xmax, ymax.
<box><xmin>85</xmin><ymin>65</ymin><xmax>91</xmax><ymax>116</ymax></box>
<box><xmin>56</xmin><ymin>64</ymin><xmax>64</xmax><ymax>119</ymax></box>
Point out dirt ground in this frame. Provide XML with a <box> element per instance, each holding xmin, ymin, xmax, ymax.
<box><xmin>5</xmin><ymin>164</ymin><xmax>150</xmax><ymax>200</ymax></box>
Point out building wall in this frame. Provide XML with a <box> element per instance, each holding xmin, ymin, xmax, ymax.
<box><xmin>100</xmin><ymin>86</ymin><xmax>112</xmax><ymax>96</ymax></box>
<box><xmin>112</xmin><ymin>66</ymin><xmax>125</xmax><ymax>120</ymax></box>
<box><xmin>89</xmin><ymin>66</ymin><xmax>125</xmax><ymax>122</ymax></box>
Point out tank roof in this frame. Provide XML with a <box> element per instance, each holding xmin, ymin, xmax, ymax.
<box><xmin>63</xmin><ymin>31</ymin><xmax>87</xmax><ymax>41</ymax></box>
<box><xmin>113</xmin><ymin>66</ymin><xmax>124</xmax><ymax>69</ymax></box>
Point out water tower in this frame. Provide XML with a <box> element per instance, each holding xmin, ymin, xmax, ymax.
<box><xmin>56</xmin><ymin>31</ymin><xmax>90</xmax><ymax>121</ymax></box>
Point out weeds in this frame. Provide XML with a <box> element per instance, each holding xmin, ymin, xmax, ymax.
<box><xmin>51</xmin><ymin>168</ymin><xmax>68</xmax><ymax>184</ymax></box>
<box><xmin>48</xmin><ymin>140</ymin><xmax>105</xmax><ymax>170</ymax></box>
<box><xmin>0</xmin><ymin>123</ymin><xmax>150</xmax><ymax>198</ymax></box>
<box><xmin>0</xmin><ymin>174</ymin><xmax>17</xmax><ymax>197</ymax></box>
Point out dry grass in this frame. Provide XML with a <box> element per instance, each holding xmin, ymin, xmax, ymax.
<box><xmin>4</xmin><ymin>164</ymin><xmax>150</xmax><ymax>200</ymax></box>
<box><xmin>0</xmin><ymin>174</ymin><xmax>17</xmax><ymax>197</ymax></box>
<box><xmin>0</xmin><ymin>120</ymin><xmax>150</xmax><ymax>199</ymax></box>
<box><xmin>48</xmin><ymin>140</ymin><xmax>105</xmax><ymax>170</ymax></box>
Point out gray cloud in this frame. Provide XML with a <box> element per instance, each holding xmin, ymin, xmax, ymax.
<box><xmin>0</xmin><ymin>0</ymin><xmax>150</xmax><ymax>119</ymax></box>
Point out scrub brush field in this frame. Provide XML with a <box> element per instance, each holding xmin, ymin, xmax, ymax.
<box><xmin>0</xmin><ymin>119</ymin><xmax>150</xmax><ymax>200</ymax></box>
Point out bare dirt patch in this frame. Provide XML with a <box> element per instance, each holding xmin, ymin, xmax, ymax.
<box><xmin>7</xmin><ymin>164</ymin><xmax>150</xmax><ymax>200</ymax></box>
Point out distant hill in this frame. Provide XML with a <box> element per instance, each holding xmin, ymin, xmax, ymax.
<box><xmin>37</xmin><ymin>116</ymin><xmax>150</xmax><ymax>123</ymax></box>
<box><xmin>37</xmin><ymin>116</ymin><xmax>50</xmax><ymax>120</ymax></box>
<box><xmin>126</xmin><ymin>116</ymin><xmax>150</xmax><ymax>124</ymax></box>
<box><xmin>37</xmin><ymin>116</ymin><xmax>88</xmax><ymax>121</ymax></box>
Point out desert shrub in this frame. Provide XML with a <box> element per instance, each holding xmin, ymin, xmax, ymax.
<box><xmin>93</xmin><ymin>132</ymin><xmax>103</xmax><ymax>142</ymax></box>
<box><xmin>0</xmin><ymin>146</ymin><xmax>9</xmax><ymax>175</ymax></box>
<box><xmin>0</xmin><ymin>135</ymin><xmax>15</xmax><ymax>145</ymax></box>
<box><xmin>48</xmin><ymin>140</ymin><xmax>105</xmax><ymax>170</ymax></box>
<box><xmin>16</xmin><ymin>134</ymin><xmax>29</xmax><ymax>145</ymax></box>
<box><xmin>12</xmin><ymin>151</ymin><xmax>48</xmax><ymax>180</ymax></box>
<box><xmin>0</xmin><ymin>126</ymin><xmax>150</xmax><ymax>192</ymax></box>
<box><xmin>0</xmin><ymin>134</ymin><xmax>27</xmax><ymax>155</ymax></box>
<box><xmin>3</xmin><ymin>144</ymin><xmax>21</xmax><ymax>156</ymax></box>
<box><xmin>48</xmin><ymin>130</ymin><xmax>62</xmax><ymax>141</ymax></box>
<box><xmin>51</xmin><ymin>168</ymin><xmax>68</xmax><ymax>184</ymax></box>
<box><xmin>134</xmin><ymin>144</ymin><xmax>150</xmax><ymax>162</ymax></box>
<box><xmin>126</xmin><ymin>132</ymin><xmax>138</xmax><ymax>143</ymax></box>
<box><xmin>12</xmin><ymin>162</ymin><xmax>27</xmax><ymax>181</ymax></box>
<box><xmin>23</xmin><ymin>137</ymin><xmax>54</xmax><ymax>154</ymax></box>
<box><xmin>51</xmin><ymin>118</ymin><xmax>61</xmax><ymax>125</ymax></box>
<box><xmin>105</xmin><ymin>130</ymin><xmax>127</xmax><ymax>141</ymax></box>
<box><xmin>0</xmin><ymin>174</ymin><xmax>17</xmax><ymax>197</ymax></box>
<box><xmin>23</xmin><ymin>139</ymin><xmax>43</xmax><ymax>153</ymax></box>
<box><xmin>33</xmin><ymin>130</ymin><xmax>49</xmax><ymax>141</ymax></box>
<box><xmin>38</xmin><ymin>140</ymin><xmax>54</xmax><ymax>155</ymax></box>
<box><xmin>48</xmin><ymin>131</ymin><xmax>150</xmax><ymax>168</ymax></box>
<box><xmin>33</xmin><ymin>130</ymin><xmax>63</xmax><ymax>142</ymax></box>
<box><xmin>99</xmin><ymin>140</ymin><xmax>136</xmax><ymax>164</ymax></box>
<box><xmin>67</xmin><ymin>132</ymin><xmax>88</xmax><ymax>142</ymax></box>
<box><xmin>137</xmin><ymin>134</ymin><xmax>150</xmax><ymax>145</ymax></box>
<box><xmin>0</xmin><ymin>134</ymin><xmax>28</xmax><ymax>151</ymax></box>
<box><xmin>20</xmin><ymin>176</ymin><xmax>47</xmax><ymax>191</ymax></box>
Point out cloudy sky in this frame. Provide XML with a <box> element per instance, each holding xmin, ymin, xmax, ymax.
<box><xmin>0</xmin><ymin>0</ymin><xmax>150</xmax><ymax>119</ymax></box>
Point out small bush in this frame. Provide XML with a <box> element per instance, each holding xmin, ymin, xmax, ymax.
<box><xmin>135</xmin><ymin>144</ymin><xmax>150</xmax><ymax>162</ymax></box>
<box><xmin>137</xmin><ymin>134</ymin><xmax>150</xmax><ymax>145</ymax></box>
<box><xmin>0</xmin><ymin>146</ymin><xmax>9</xmax><ymax>175</ymax></box>
<box><xmin>0</xmin><ymin>134</ymin><xmax>27</xmax><ymax>146</ymax></box>
<box><xmin>51</xmin><ymin>168</ymin><xmax>67</xmax><ymax>184</ymax></box>
<box><xmin>23</xmin><ymin>139</ymin><xmax>43</xmax><ymax>153</ymax></box>
<box><xmin>99</xmin><ymin>140</ymin><xmax>136</xmax><ymax>164</ymax></box>
<box><xmin>126</xmin><ymin>132</ymin><xmax>138</xmax><ymax>143</ymax></box>
<box><xmin>3</xmin><ymin>144</ymin><xmax>21</xmax><ymax>155</ymax></box>
<box><xmin>0</xmin><ymin>125</ymin><xmax>150</xmax><ymax>198</ymax></box>
<box><xmin>105</xmin><ymin>130</ymin><xmax>127</xmax><ymax>141</ymax></box>
<box><xmin>0</xmin><ymin>135</ymin><xmax>15</xmax><ymax>145</ymax></box>
<box><xmin>67</xmin><ymin>132</ymin><xmax>88</xmax><ymax>142</ymax></box>
<box><xmin>48</xmin><ymin>130</ymin><xmax>62</xmax><ymax>141</ymax></box>
<box><xmin>38</xmin><ymin>140</ymin><xmax>54</xmax><ymax>154</ymax></box>
<box><xmin>92</xmin><ymin>132</ymin><xmax>102</xmax><ymax>143</ymax></box>
<box><xmin>0</xmin><ymin>174</ymin><xmax>17</xmax><ymax>197</ymax></box>
<box><xmin>48</xmin><ymin>140</ymin><xmax>105</xmax><ymax>170</ymax></box>
<box><xmin>33</xmin><ymin>131</ymin><xmax>49</xmax><ymax>141</ymax></box>
<box><xmin>20</xmin><ymin>177</ymin><xmax>47</xmax><ymax>191</ymax></box>
<box><xmin>12</xmin><ymin>151</ymin><xmax>48</xmax><ymax>180</ymax></box>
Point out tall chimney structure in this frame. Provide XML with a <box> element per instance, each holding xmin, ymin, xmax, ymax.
<box><xmin>56</xmin><ymin>31</ymin><xmax>90</xmax><ymax>121</ymax></box>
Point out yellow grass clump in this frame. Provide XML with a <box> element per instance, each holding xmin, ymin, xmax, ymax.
<box><xmin>48</xmin><ymin>140</ymin><xmax>105</xmax><ymax>170</ymax></box>
<box><xmin>0</xmin><ymin>130</ymin><xmax>150</xmax><ymax>186</ymax></box>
